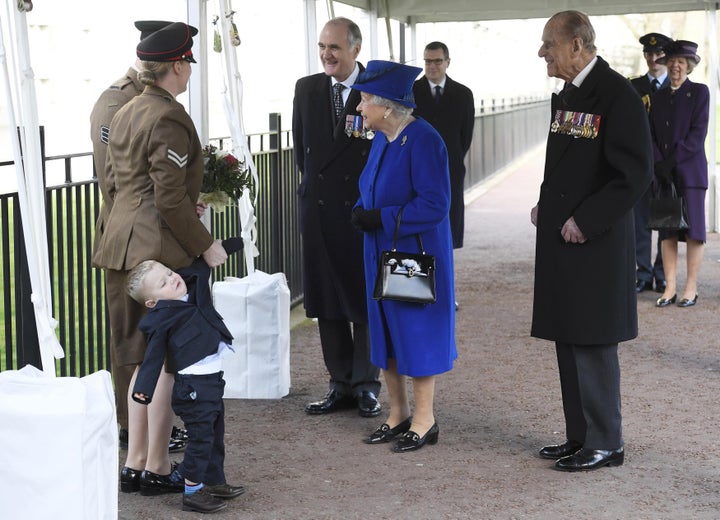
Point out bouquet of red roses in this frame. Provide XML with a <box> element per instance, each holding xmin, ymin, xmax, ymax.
<box><xmin>199</xmin><ymin>144</ymin><xmax>253</xmax><ymax>211</ymax></box>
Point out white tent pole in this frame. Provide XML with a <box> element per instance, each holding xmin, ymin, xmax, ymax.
<box><xmin>367</xmin><ymin>0</ymin><xmax>379</xmax><ymax>59</ymax></box>
<box><xmin>1</xmin><ymin>0</ymin><xmax>64</xmax><ymax>374</ymax></box>
<box><xmin>706</xmin><ymin>6</ymin><xmax>718</xmax><ymax>232</ymax></box>
<box><xmin>303</xmin><ymin>0</ymin><xmax>318</xmax><ymax>76</ymax></box>
<box><xmin>188</xmin><ymin>0</ymin><xmax>209</xmax><ymax>145</ymax></box>
<box><xmin>383</xmin><ymin>0</ymin><xmax>395</xmax><ymax>61</ymax></box>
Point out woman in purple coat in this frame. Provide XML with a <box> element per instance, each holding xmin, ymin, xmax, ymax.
<box><xmin>649</xmin><ymin>40</ymin><xmax>709</xmax><ymax>308</ymax></box>
<box><xmin>350</xmin><ymin>61</ymin><xmax>457</xmax><ymax>453</ymax></box>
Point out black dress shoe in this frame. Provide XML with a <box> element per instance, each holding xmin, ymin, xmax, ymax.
<box><xmin>554</xmin><ymin>447</ymin><xmax>624</xmax><ymax>472</ymax></box>
<box><xmin>654</xmin><ymin>279</ymin><xmax>667</xmax><ymax>293</ymax></box>
<box><xmin>119</xmin><ymin>426</ymin><xmax>187</xmax><ymax>453</ymax></box>
<box><xmin>305</xmin><ymin>390</ymin><xmax>355</xmax><ymax>415</ymax></box>
<box><xmin>364</xmin><ymin>418</ymin><xmax>412</xmax><ymax>444</ymax></box>
<box><xmin>119</xmin><ymin>428</ymin><xmax>129</xmax><ymax>450</ymax></box>
<box><xmin>183</xmin><ymin>488</ymin><xmax>227</xmax><ymax>513</ymax></box>
<box><xmin>120</xmin><ymin>466</ymin><xmax>141</xmax><ymax>493</ymax></box>
<box><xmin>538</xmin><ymin>440</ymin><xmax>583</xmax><ymax>460</ymax></box>
<box><xmin>172</xmin><ymin>425</ymin><xmax>189</xmax><ymax>442</ymax></box>
<box><xmin>357</xmin><ymin>391</ymin><xmax>382</xmax><ymax>417</ymax></box>
<box><xmin>168</xmin><ymin>438</ymin><xmax>187</xmax><ymax>453</ymax></box>
<box><xmin>635</xmin><ymin>280</ymin><xmax>653</xmax><ymax>293</ymax></box>
<box><xmin>392</xmin><ymin>423</ymin><xmax>439</xmax><ymax>453</ymax></box>
<box><xmin>204</xmin><ymin>482</ymin><xmax>245</xmax><ymax>499</ymax></box>
<box><xmin>139</xmin><ymin>468</ymin><xmax>184</xmax><ymax>496</ymax></box>
<box><xmin>677</xmin><ymin>294</ymin><xmax>698</xmax><ymax>308</ymax></box>
<box><xmin>656</xmin><ymin>294</ymin><xmax>676</xmax><ymax>307</ymax></box>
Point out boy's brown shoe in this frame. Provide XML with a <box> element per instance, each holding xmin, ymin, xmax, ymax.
<box><xmin>182</xmin><ymin>488</ymin><xmax>227</xmax><ymax>514</ymax></box>
<box><xmin>205</xmin><ymin>483</ymin><xmax>246</xmax><ymax>499</ymax></box>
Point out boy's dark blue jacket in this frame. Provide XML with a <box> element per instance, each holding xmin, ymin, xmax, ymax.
<box><xmin>132</xmin><ymin>238</ymin><xmax>242</xmax><ymax>404</ymax></box>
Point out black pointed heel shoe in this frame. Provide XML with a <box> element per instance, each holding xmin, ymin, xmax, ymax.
<box><xmin>655</xmin><ymin>294</ymin><xmax>676</xmax><ymax>307</ymax></box>
<box><xmin>677</xmin><ymin>294</ymin><xmax>698</xmax><ymax>307</ymax></box>
<box><xmin>120</xmin><ymin>466</ymin><xmax>141</xmax><ymax>493</ymax></box>
<box><xmin>392</xmin><ymin>422</ymin><xmax>439</xmax><ymax>453</ymax></box>
<box><xmin>363</xmin><ymin>418</ymin><xmax>412</xmax><ymax>444</ymax></box>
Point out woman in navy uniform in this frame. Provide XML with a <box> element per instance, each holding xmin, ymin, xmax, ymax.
<box><xmin>649</xmin><ymin>40</ymin><xmax>709</xmax><ymax>308</ymax></box>
<box><xmin>93</xmin><ymin>22</ymin><xmax>228</xmax><ymax>495</ymax></box>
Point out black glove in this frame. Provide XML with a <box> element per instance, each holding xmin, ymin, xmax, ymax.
<box><xmin>351</xmin><ymin>207</ymin><xmax>382</xmax><ymax>232</ymax></box>
<box><xmin>654</xmin><ymin>157</ymin><xmax>676</xmax><ymax>184</ymax></box>
<box><xmin>221</xmin><ymin>237</ymin><xmax>244</xmax><ymax>255</ymax></box>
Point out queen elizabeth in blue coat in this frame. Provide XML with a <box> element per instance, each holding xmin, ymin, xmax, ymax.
<box><xmin>350</xmin><ymin>60</ymin><xmax>457</xmax><ymax>453</ymax></box>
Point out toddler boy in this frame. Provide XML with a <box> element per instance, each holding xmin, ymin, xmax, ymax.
<box><xmin>127</xmin><ymin>238</ymin><xmax>244</xmax><ymax>514</ymax></box>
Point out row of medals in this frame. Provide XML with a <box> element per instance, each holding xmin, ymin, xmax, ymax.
<box><xmin>345</xmin><ymin>115</ymin><xmax>374</xmax><ymax>140</ymax></box>
<box><xmin>551</xmin><ymin>110</ymin><xmax>600</xmax><ymax>139</ymax></box>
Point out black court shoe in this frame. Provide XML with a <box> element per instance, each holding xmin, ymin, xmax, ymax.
<box><xmin>364</xmin><ymin>418</ymin><xmax>412</xmax><ymax>444</ymax></box>
<box><xmin>392</xmin><ymin>423</ymin><xmax>439</xmax><ymax>453</ymax></box>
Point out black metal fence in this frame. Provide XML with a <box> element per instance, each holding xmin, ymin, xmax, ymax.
<box><xmin>0</xmin><ymin>99</ymin><xmax>548</xmax><ymax>377</ymax></box>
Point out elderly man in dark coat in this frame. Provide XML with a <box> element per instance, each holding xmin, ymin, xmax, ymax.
<box><xmin>531</xmin><ymin>11</ymin><xmax>652</xmax><ymax>472</ymax></box>
<box><xmin>292</xmin><ymin>17</ymin><xmax>381</xmax><ymax>417</ymax></box>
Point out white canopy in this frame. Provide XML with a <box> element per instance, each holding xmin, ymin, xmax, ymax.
<box><xmin>335</xmin><ymin>0</ymin><xmax>715</xmax><ymax>23</ymax></box>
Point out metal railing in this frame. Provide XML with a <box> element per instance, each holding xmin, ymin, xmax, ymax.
<box><xmin>0</xmin><ymin>99</ymin><xmax>549</xmax><ymax>376</ymax></box>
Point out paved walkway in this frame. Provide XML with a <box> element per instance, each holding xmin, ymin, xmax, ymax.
<box><xmin>120</xmin><ymin>146</ymin><xmax>720</xmax><ymax>519</ymax></box>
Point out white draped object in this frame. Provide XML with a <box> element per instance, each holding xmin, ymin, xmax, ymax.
<box><xmin>214</xmin><ymin>0</ymin><xmax>260</xmax><ymax>273</ymax></box>
<box><xmin>212</xmin><ymin>274</ymin><xmax>291</xmax><ymax>399</ymax></box>
<box><xmin>0</xmin><ymin>366</ymin><xmax>118</xmax><ymax>520</ymax></box>
<box><xmin>0</xmin><ymin>1</ymin><xmax>64</xmax><ymax>373</ymax></box>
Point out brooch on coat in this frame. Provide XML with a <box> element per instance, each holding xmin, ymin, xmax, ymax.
<box><xmin>550</xmin><ymin>109</ymin><xmax>601</xmax><ymax>139</ymax></box>
<box><xmin>345</xmin><ymin>115</ymin><xmax>374</xmax><ymax>140</ymax></box>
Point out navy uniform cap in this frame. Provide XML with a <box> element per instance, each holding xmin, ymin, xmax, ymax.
<box><xmin>137</xmin><ymin>22</ymin><xmax>198</xmax><ymax>63</ymax></box>
<box><xmin>639</xmin><ymin>33</ymin><xmax>671</xmax><ymax>53</ymax></box>
<box><xmin>134</xmin><ymin>20</ymin><xmax>173</xmax><ymax>41</ymax></box>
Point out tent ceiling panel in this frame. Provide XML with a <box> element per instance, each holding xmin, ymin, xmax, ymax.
<box><xmin>338</xmin><ymin>0</ymin><xmax>716</xmax><ymax>23</ymax></box>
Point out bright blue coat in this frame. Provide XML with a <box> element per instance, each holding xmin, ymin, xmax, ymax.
<box><xmin>357</xmin><ymin>118</ymin><xmax>457</xmax><ymax>377</ymax></box>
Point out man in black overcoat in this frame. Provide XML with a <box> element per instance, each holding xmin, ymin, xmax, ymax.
<box><xmin>630</xmin><ymin>32</ymin><xmax>672</xmax><ymax>294</ymax></box>
<box><xmin>413</xmin><ymin>41</ymin><xmax>474</xmax><ymax>249</ymax></box>
<box><xmin>292</xmin><ymin>17</ymin><xmax>381</xmax><ymax>417</ymax></box>
<box><xmin>531</xmin><ymin>11</ymin><xmax>652</xmax><ymax>471</ymax></box>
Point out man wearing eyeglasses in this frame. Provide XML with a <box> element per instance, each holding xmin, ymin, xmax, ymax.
<box><xmin>413</xmin><ymin>42</ymin><xmax>475</xmax><ymax>253</ymax></box>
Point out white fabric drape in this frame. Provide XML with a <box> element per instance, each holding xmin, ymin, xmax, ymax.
<box><xmin>214</xmin><ymin>0</ymin><xmax>260</xmax><ymax>274</ymax></box>
<box><xmin>0</xmin><ymin>1</ymin><xmax>64</xmax><ymax>374</ymax></box>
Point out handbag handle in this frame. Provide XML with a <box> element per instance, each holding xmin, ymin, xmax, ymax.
<box><xmin>656</xmin><ymin>181</ymin><xmax>680</xmax><ymax>199</ymax></box>
<box><xmin>391</xmin><ymin>208</ymin><xmax>426</xmax><ymax>254</ymax></box>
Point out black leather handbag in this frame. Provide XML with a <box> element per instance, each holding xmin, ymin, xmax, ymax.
<box><xmin>648</xmin><ymin>182</ymin><xmax>689</xmax><ymax>231</ymax></box>
<box><xmin>373</xmin><ymin>209</ymin><xmax>436</xmax><ymax>304</ymax></box>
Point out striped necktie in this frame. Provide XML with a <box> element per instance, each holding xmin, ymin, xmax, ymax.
<box><xmin>333</xmin><ymin>83</ymin><xmax>345</xmax><ymax>120</ymax></box>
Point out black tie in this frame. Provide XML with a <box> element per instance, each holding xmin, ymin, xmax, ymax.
<box><xmin>559</xmin><ymin>82</ymin><xmax>575</xmax><ymax>107</ymax></box>
<box><xmin>333</xmin><ymin>83</ymin><xmax>345</xmax><ymax>120</ymax></box>
<box><xmin>651</xmin><ymin>79</ymin><xmax>660</xmax><ymax>92</ymax></box>
<box><xmin>434</xmin><ymin>85</ymin><xmax>442</xmax><ymax>103</ymax></box>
